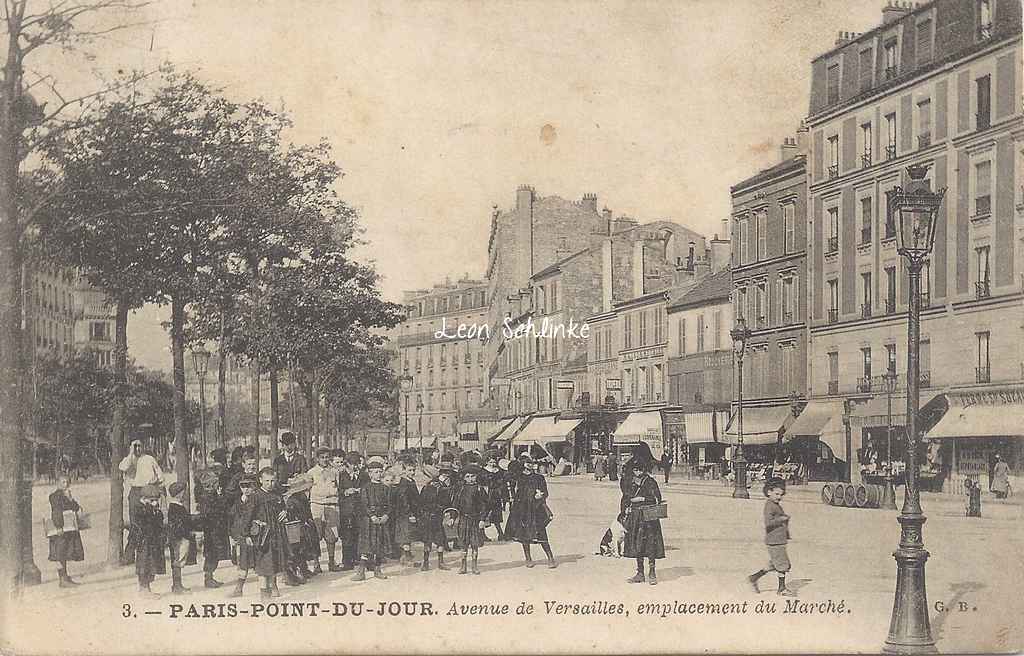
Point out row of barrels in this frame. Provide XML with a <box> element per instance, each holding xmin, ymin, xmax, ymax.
<box><xmin>821</xmin><ymin>482</ymin><xmax>886</xmax><ymax>508</ymax></box>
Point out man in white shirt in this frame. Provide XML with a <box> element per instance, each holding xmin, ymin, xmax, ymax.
<box><xmin>118</xmin><ymin>439</ymin><xmax>164</xmax><ymax>563</ymax></box>
<box><xmin>307</xmin><ymin>447</ymin><xmax>342</xmax><ymax>573</ymax></box>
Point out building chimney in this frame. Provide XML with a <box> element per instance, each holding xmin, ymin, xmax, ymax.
<box><xmin>710</xmin><ymin>236</ymin><xmax>731</xmax><ymax>274</ymax></box>
<box><xmin>602</xmin><ymin>207</ymin><xmax>613</xmax><ymax>235</ymax></box>
<box><xmin>601</xmin><ymin>239</ymin><xmax>613</xmax><ymax>312</ymax></box>
<box><xmin>795</xmin><ymin>123</ymin><xmax>809</xmax><ymax>156</ymax></box>
<box><xmin>686</xmin><ymin>241</ymin><xmax>695</xmax><ymax>271</ymax></box>
<box><xmin>881</xmin><ymin>0</ymin><xmax>911</xmax><ymax>25</ymax></box>
<box><xmin>580</xmin><ymin>193</ymin><xmax>598</xmax><ymax>213</ymax></box>
<box><xmin>779</xmin><ymin>136</ymin><xmax>799</xmax><ymax>163</ymax></box>
<box><xmin>516</xmin><ymin>184</ymin><xmax>535</xmax><ymax>211</ymax></box>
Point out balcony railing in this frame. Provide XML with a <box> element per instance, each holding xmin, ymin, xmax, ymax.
<box><xmin>861</xmin><ymin>303</ymin><xmax>873</xmax><ymax>319</ymax></box>
<box><xmin>827</xmin><ymin>236</ymin><xmax>839</xmax><ymax>253</ymax></box>
<box><xmin>976</xmin><ymin>366</ymin><xmax>991</xmax><ymax>384</ymax></box>
<box><xmin>886</xmin><ymin>144</ymin><xmax>897</xmax><ymax>160</ymax></box>
<box><xmin>756</xmin><ymin>315</ymin><xmax>768</xmax><ymax>329</ymax></box>
<box><xmin>975</xmin><ymin>280</ymin><xmax>991</xmax><ymax>299</ymax></box>
<box><xmin>885</xmin><ymin>298</ymin><xmax>896</xmax><ymax>314</ymax></box>
<box><xmin>860</xmin><ymin>227</ymin><xmax>872</xmax><ymax>245</ymax></box>
<box><xmin>827</xmin><ymin>308</ymin><xmax>839</xmax><ymax>324</ymax></box>
<box><xmin>828</xmin><ymin>381</ymin><xmax>839</xmax><ymax>395</ymax></box>
<box><xmin>918</xmin><ymin>132</ymin><xmax>931</xmax><ymax>149</ymax></box>
<box><xmin>464</xmin><ymin>354</ymin><xmax>471</xmax><ymax>364</ymax></box>
<box><xmin>920</xmin><ymin>370</ymin><xmax>931</xmax><ymax>388</ymax></box>
<box><xmin>828</xmin><ymin>164</ymin><xmax>839</xmax><ymax>179</ymax></box>
<box><xmin>858</xmin><ymin>376</ymin><xmax>873</xmax><ymax>393</ymax></box>
<box><xmin>974</xmin><ymin>195</ymin><xmax>991</xmax><ymax>218</ymax></box>
<box><xmin>861</xmin><ymin>152</ymin><xmax>872</xmax><ymax>168</ymax></box>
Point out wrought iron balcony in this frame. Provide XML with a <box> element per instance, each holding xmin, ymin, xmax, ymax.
<box><xmin>885</xmin><ymin>298</ymin><xmax>896</xmax><ymax>314</ymax></box>
<box><xmin>917</xmin><ymin>132</ymin><xmax>931</xmax><ymax>149</ymax></box>
<box><xmin>858</xmin><ymin>376</ymin><xmax>873</xmax><ymax>393</ymax></box>
<box><xmin>975</xmin><ymin>280</ymin><xmax>991</xmax><ymax>299</ymax></box>
<box><xmin>974</xmin><ymin>195</ymin><xmax>991</xmax><ymax>218</ymax></box>
<box><xmin>828</xmin><ymin>164</ymin><xmax>839</xmax><ymax>179</ymax></box>
<box><xmin>976</xmin><ymin>366</ymin><xmax>991</xmax><ymax>384</ymax></box>
<box><xmin>978</xmin><ymin>22</ymin><xmax>993</xmax><ymax>40</ymax></box>
<box><xmin>827</xmin><ymin>308</ymin><xmax>839</xmax><ymax>324</ymax></box>
<box><xmin>861</xmin><ymin>304</ymin><xmax>873</xmax><ymax>319</ymax></box>
<box><xmin>861</xmin><ymin>227</ymin><xmax>872</xmax><ymax>245</ymax></box>
<box><xmin>861</xmin><ymin>152</ymin><xmax>872</xmax><ymax>168</ymax></box>
<box><xmin>886</xmin><ymin>144</ymin><xmax>897</xmax><ymax>160</ymax></box>
<box><xmin>919</xmin><ymin>370</ymin><xmax>931</xmax><ymax>388</ymax></box>
<box><xmin>827</xmin><ymin>381</ymin><xmax>839</xmax><ymax>395</ymax></box>
<box><xmin>827</xmin><ymin>236</ymin><xmax>839</xmax><ymax>253</ymax></box>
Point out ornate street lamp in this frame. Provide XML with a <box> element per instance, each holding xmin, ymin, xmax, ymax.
<box><xmin>883</xmin><ymin>163</ymin><xmax>946</xmax><ymax>654</ymax></box>
<box><xmin>416</xmin><ymin>398</ymin><xmax>425</xmax><ymax>447</ymax></box>
<box><xmin>730</xmin><ymin>316</ymin><xmax>752</xmax><ymax>500</ymax></box>
<box><xmin>191</xmin><ymin>347</ymin><xmax>211</xmax><ymax>462</ymax></box>
<box><xmin>881</xmin><ymin>370</ymin><xmax>899</xmax><ymax>511</ymax></box>
<box><xmin>399</xmin><ymin>375</ymin><xmax>413</xmax><ymax>452</ymax></box>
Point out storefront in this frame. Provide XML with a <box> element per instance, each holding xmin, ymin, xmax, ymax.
<box><xmin>721</xmin><ymin>405</ymin><xmax>793</xmax><ymax>483</ymax></box>
<box><xmin>510</xmin><ymin>414</ymin><xmax>583</xmax><ymax>464</ymax></box>
<box><xmin>678</xmin><ymin>410</ymin><xmax>728</xmax><ymax>479</ymax></box>
<box><xmin>612</xmin><ymin>409</ymin><xmax>666</xmax><ymax>464</ymax></box>
<box><xmin>923</xmin><ymin>387</ymin><xmax>1024</xmax><ymax>495</ymax></box>
<box><xmin>487</xmin><ymin>417</ymin><xmax>524</xmax><ymax>458</ymax></box>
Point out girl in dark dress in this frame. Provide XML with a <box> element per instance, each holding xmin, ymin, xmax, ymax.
<box><xmin>47</xmin><ymin>477</ymin><xmax>84</xmax><ymax>587</ymax></box>
<box><xmin>391</xmin><ymin>460</ymin><xmax>420</xmax><ymax>566</ymax></box>
<box><xmin>354</xmin><ymin>457</ymin><xmax>391</xmax><ymax>581</ymax></box>
<box><xmin>453</xmin><ymin>465</ymin><xmax>488</xmax><ymax>575</ymax></box>
<box><xmin>623</xmin><ymin>457</ymin><xmax>665</xmax><ymax>585</ymax></box>
<box><xmin>131</xmin><ymin>485</ymin><xmax>166</xmax><ymax>597</ymax></box>
<box><xmin>418</xmin><ymin>464</ymin><xmax>455</xmax><ymax>571</ymax></box>
<box><xmin>481</xmin><ymin>456</ymin><xmax>510</xmax><ymax>541</ymax></box>
<box><xmin>506</xmin><ymin>456</ymin><xmax>556</xmax><ymax>569</ymax></box>
<box><xmin>283</xmin><ymin>477</ymin><xmax>319</xmax><ymax>585</ymax></box>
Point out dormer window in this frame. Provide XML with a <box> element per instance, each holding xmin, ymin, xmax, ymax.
<box><xmin>977</xmin><ymin>0</ymin><xmax>993</xmax><ymax>40</ymax></box>
<box><xmin>884</xmin><ymin>39</ymin><xmax>898</xmax><ymax>79</ymax></box>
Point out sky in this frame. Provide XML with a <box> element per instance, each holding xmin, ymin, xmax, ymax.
<box><xmin>38</xmin><ymin>0</ymin><xmax>887</xmax><ymax>370</ymax></box>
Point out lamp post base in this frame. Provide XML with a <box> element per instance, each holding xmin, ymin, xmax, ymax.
<box><xmin>880</xmin><ymin>477</ymin><xmax>898</xmax><ymax>510</ymax></box>
<box><xmin>884</xmin><ymin>515</ymin><xmax>934</xmax><ymax>654</ymax></box>
<box><xmin>732</xmin><ymin>458</ymin><xmax>750</xmax><ymax>499</ymax></box>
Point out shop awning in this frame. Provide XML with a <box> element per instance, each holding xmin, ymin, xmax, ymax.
<box><xmin>612</xmin><ymin>411</ymin><xmax>663</xmax><ymax>445</ymax></box>
<box><xmin>488</xmin><ymin>417</ymin><xmax>523</xmax><ymax>444</ymax></box>
<box><xmin>786</xmin><ymin>400</ymin><xmax>846</xmax><ymax>458</ymax></box>
<box><xmin>511</xmin><ymin>416</ymin><xmax>582</xmax><ymax>445</ymax></box>
<box><xmin>682</xmin><ymin>411</ymin><xmax>716</xmax><ymax>445</ymax></box>
<box><xmin>722</xmin><ymin>406</ymin><xmax>792</xmax><ymax>445</ymax></box>
<box><xmin>477</xmin><ymin>418</ymin><xmax>515</xmax><ymax>442</ymax></box>
<box><xmin>857</xmin><ymin>393</ymin><xmax>940</xmax><ymax>427</ymax></box>
<box><xmin>925</xmin><ymin>391</ymin><xmax>1024</xmax><ymax>439</ymax></box>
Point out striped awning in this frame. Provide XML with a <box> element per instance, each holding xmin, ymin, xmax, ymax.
<box><xmin>681</xmin><ymin>411</ymin><xmax>716</xmax><ymax>445</ymax></box>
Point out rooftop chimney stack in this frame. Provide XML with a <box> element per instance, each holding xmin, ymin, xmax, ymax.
<box><xmin>580</xmin><ymin>193</ymin><xmax>598</xmax><ymax>213</ymax></box>
<box><xmin>882</xmin><ymin>0</ymin><xmax>912</xmax><ymax>25</ymax></box>
<box><xmin>779</xmin><ymin>136</ymin><xmax>799</xmax><ymax>162</ymax></box>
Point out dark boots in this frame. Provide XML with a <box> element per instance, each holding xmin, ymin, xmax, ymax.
<box><xmin>628</xmin><ymin>558</ymin><xmax>646</xmax><ymax>583</ymax></box>
<box><xmin>471</xmin><ymin>553</ymin><xmax>480</xmax><ymax>575</ymax></box>
<box><xmin>458</xmin><ymin>555</ymin><xmax>468</xmax><ymax>574</ymax></box>
<box><xmin>204</xmin><ymin>571</ymin><xmax>223</xmax><ymax>589</ymax></box>
<box><xmin>648</xmin><ymin>561</ymin><xmax>658</xmax><ymax>586</ymax></box>
<box><xmin>421</xmin><ymin>550</ymin><xmax>431</xmax><ymax>571</ymax></box>
<box><xmin>58</xmin><ymin>567</ymin><xmax>79</xmax><ymax>588</ymax></box>
<box><xmin>171</xmin><ymin>567</ymin><xmax>191</xmax><ymax>594</ymax></box>
<box><xmin>373</xmin><ymin>564</ymin><xmax>388</xmax><ymax>580</ymax></box>
<box><xmin>270</xmin><ymin>577</ymin><xmax>281</xmax><ymax>598</ymax></box>
<box><xmin>328</xmin><ymin>548</ymin><xmax>343</xmax><ymax>572</ymax></box>
<box><xmin>437</xmin><ymin>553</ymin><xmax>449</xmax><ymax>570</ymax></box>
<box><xmin>777</xmin><ymin>575</ymin><xmax>797</xmax><ymax>597</ymax></box>
<box><xmin>748</xmin><ymin>569</ymin><xmax>767</xmax><ymax>593</ymax></box>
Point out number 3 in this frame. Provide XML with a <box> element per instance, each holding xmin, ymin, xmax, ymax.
<box><xmin>122</xmin><ymin>604</ymin><xmax>132</xmax><ymax>618</ymax></box>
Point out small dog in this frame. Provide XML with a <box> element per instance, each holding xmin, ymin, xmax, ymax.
<box><xmin>596</xmin><ymin>514</ymin><xmax>627</xmax><ymax>557</ymax></box>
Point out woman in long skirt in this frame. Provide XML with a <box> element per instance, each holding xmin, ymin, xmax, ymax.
<box><xmin>48</xmin><ymin>477</ymin><xmax>84</xmax><ymax>587</ymax></box>
<box><xmin>623</xmin><ymin>456</ymin><xmax>665</xmax><ymax>585</ymax></box>
<box><xmin>506</xmin><ymin>456</ymin><xmax>556</xmax><ymax>569</ymax></box>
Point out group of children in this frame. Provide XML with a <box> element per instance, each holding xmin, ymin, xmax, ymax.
<box><xmin>125</xmin><ymin>436</ymin><xmax>559</xmax><ymax>598</ymax></box>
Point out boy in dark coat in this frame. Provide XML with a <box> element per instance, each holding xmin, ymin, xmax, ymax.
<box><xmin>228</xmin><ymin>475</ymin><xmax>258</xmax><ymax>597</ymax></box>
<box><xmin>453</xmin><ymin>464</ymin><xmax>488</xmax><ymax>575</ymax></box>
<box><xmin>231</xmin><ymin>468</ymin><xmax>289</xmax><ymax>599</ymax></box>
<box><xmin>337</xmin><ymin>451</ymin><xmax>363</xmax><ymax>570</ymax></box>
<box><xmin>391</xmin><ymin>459</ymin><xmax>420</xmax><ymax>566</ymax></box>
<box><xmin>353</xmin><ymin>457</ymin><xmax>391</xmax><ymax>581</ymax></box>
<box><xmin>506</xmin><ymin>456</ymin><xmax>556</xmax><ymax>569</ymax></box>
<box><xmin>747</xmin><ymin>478</ymin><xmax>797</xmax><ymax>597</ymax></box>
<box><xmin>480</xmin><ymin>455</ymin><xmax>509</xmax><ymax>541</ymax></box>
<box><xmin>623</xmin><ymin>457</ymin><xmax>665</xmax><ymax>585</ymax></box>
<box><xmin>166</xmin><ymin>481</ymin><xmax>196</xmax><ymax>594</ymax></box>
<box><xmin>418</xmin><ymin>463</ymin><xmax>455</xmax><ymax>571</ymax></box>
<box><xmin>195</xmin><ymin>460</ymin><xmax>231</xmax><ymax>588</ymax></box>
<box><xmin>131</xmin><ymin>485</ymin><xmax>166</xmax><ymax>597</ymax></box>
<box><xmin>47</xmin><ymin>476</ymin><xmax>84</xmax><ymax>587</ymax></box>
<box><xmin>283</xmin><ymin>476</ymin><xmax>319</xmax><ymax>585</ymax></box>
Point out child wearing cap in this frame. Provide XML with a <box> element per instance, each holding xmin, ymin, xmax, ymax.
<box><xmin>353</xmin><ymin>457</ymin><xmax>391</xmax><ymax>581</ymax></box>
<box><xmin>230</xmin><ymin>468</ymin><xmax>288</xmax><ymax>599</ymax></box>
<box><xmin>308</xmin><ymin>447</ymin><xmax>342</xmax><ymax>573</ymax></box>
<box><xmin>391</xmin><ymin>459</ymin><xmax>420</xmax><ymax>567</ymax></box>
<box><xmin>417</xmin><ymin>463</ymin><xmax>455</xmax><ymax>571</ymax></box>
<box><xmin>132</xmin><ymin>485</ymin><xmax>167</xmax><ymax>597</ymax></box>
<box><xmin>453</xmin><ymin>465</ymin><xmax>488</xmax><ymax>575</ymax></box>
<box><xmin>166</xmin><ymin>481</ymin><xmax>196</xmax><ymax>594</ymax></box>
<box><xmin>747</xmin><ymin>478</ymin><xmax>797</xmax><ymax>597</ymax></box>
<box><xmin>336</xmin><ymin>452</ymin><xmax>364</xmax><ymax>571</ymax></box>
<box><xmin>228</xmin><ymin>474</ymin><xmax>258</xmax><ymax>597</ymax></box>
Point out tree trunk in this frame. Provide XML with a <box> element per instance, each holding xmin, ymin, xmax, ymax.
<box><xmin>251</xmin><ymin>358</ymin><xmax>261</xmax><ymax>454</ymax></box>
<box><xmin>304</xmin><ymin>384</ymin><xmax>315</xmax><ymax>461</ymax></box>
<box><xmin>170</xmin><ymin>296</ymin><xmax>190</xmax><ymax>511</ymax></box>
<box><xmin>107</xmin><ymin>299</ymin><xmax>130</xmax><ymax>567</ymax></box>
<box><xmin>312</xmin><ymin>382</ymin><xmax>320</xmax><ymax>460</ymax></box>
<box><xmin>217</xmin><ymin>310</ymin><xmax>227</xmax><ymax>450</ymax></box>
<box><xmin>269</xmin><ymin>368</ymin><xmax>279</xmax><ymax>462</ymax></box>
<box><xmin>324</xmin><ymin>402</ymin><xmax>332</xmax><ymax>449</ymax></box>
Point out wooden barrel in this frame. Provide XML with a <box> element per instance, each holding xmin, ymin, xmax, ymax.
<box><xmin>821</xmin><ymin>483</ymin><xmax>834</xmax><ymax>505</ymax></box>
<box><xmin>832</xmin><ymin>483</ymin><xmax>846</xmax><ymax>506</ymax></box>
<box><xmin>855</xmin><ymin>484</ymin><xmax>870</xmax><ymax>507</ymax></box>
<box><xmin>844</xmin><ymin>484</ymin><xmax>857</xmax><ymax>507</ymax></box>
<box><xmin>863</xmin><ymin>484</ymin><xmax>883</xmax><ymax>508</ymax></box>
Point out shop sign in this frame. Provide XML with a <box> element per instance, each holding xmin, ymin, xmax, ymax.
<box><xmin>556</xmin><ymin>380</ymin><xmax>575</xmax><ymax>390</ymax></box>
<box><xmin>605</xmin><ymin>379</ymin><xmax>622</xmax><ymax>391</ymax></box>
<box><xmin>704</xmin><ymin>352</ymin><xmax>731</xmax><ymax>369</ymax></box>
<box><xmin>622</xmin><ymin>347</ymin><xmax>664</xmax><ymax>362</ymax></box>
<box><xmin>953</xmin><ymin>388</ymin><xmax>1024</xmax><ymax>407</ymax></box>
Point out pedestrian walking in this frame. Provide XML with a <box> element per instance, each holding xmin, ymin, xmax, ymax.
<box><xmin>480</xmin><ymin>453</ymin><xmax>509</xmax><ymax>541</ymax></box>
<box><xmin>166</xmin><ymin>482</ymin><xmax>196</xmax><ymax>595</ymax></box>
<box><xmin>453</xmin><ymin>464</ymin><xmax>487</xmax><ymax>575</ymax></box>
<box><xmin>353</xmin><ymin>456</ymin><xmax>392</xmax><ymax>581</ymax></box>
<box><xmin>623</xmin><ymin>456</ymin><xmax>665</xmax><ymax>585</ymax></box>
<box><xmin>593</xmin><ymin>452</ymin><xmax>607</xmax><ymax>481</ymax></box>
<box><xmin>418</xmin><ymin>463</ymin><xmax>455</xmax><ymax>571</ymax></box>
<box><xmin>506</xmin><ymin>455</ymin><xmax>556</xmax><ymax>569</ymax></box>
<box><xmin>747</xmin><ymin>477</ymin><xmax>797</xmax><ymax>597</ymax></box>
<box><xmin>661</xmin><ymin>451</ymin><xmax>672</xmax><ymax>484</ymax></box>
<box><xmin>991</xmin><ymin>454</ymin><xmax>1011</xmax><ymax>499</ymax></box>
<box><xmin>47</xmin><ymin>476</ymin><xmax>84</xmax><ymax>588</ymax></box>
<box><xmin>130</xmin><ymin>485</ymin><xmax>166</xmax><ymax>598</ymax></box>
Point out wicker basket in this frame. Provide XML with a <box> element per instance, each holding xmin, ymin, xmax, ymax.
<box><xmin>284</xmin><ymin>520</ymin><xmax>303</xmax><ymax>545</ymax></box>
<box><xmin>639</xmin><ymin>502</ymin><xmax>668</xmax><ymax>521</ymax></box>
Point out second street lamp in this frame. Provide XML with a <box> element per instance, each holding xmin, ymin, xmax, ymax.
<box><xmin>883</xmin><ymin>163</ymin><xmax>945</xmax><ymax>654</ymax></box>
<box><xmin>399</xmin><ymin>375</ymin><xmax>413</xmax><ymax>452</ymax></box>
<box><xmin>881</xmin><ymin>370</ymin><xmax>899</xmax><ymax>510</ymax></box>
<box><xmin>191</xmin><ymin>347</ymin><xmax>211</xmax><ymax>464</ymax></box>
<box><xmin>730</xmin><ymin>317</ymin><xmax>752</xmax><ymax>500</ymax></box>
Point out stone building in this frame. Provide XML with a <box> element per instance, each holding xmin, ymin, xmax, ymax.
<box><xmin>802</xmin><ymin>0</ymin><xmax>1023</xmax><ymax>491</ymax></box>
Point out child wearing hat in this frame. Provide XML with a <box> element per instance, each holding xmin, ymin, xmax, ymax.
<box><xmin>283</xmin><ymin>475</ymin><xmax>319</xmax><ymax>585</ymax></box>
<box><xmin>418</xmin><ymin>463</ymin><xmax>455</xmax><ymax>571</ymax></box>
<box><xmin>506</xmin><ymin>456</ymin><xmax>557</xmax><ymax>569</ymax></box>
<box><xmin>747</xmin><ymin>478</ymin><xmax>797</xmax><ymax>597</ymax></box>
<box><xmin>453</xmin><ymin>464</ymin><xmax>488</xmax><ymax>575</ymax></box>
<box><xmin>336</xmin><ymin>452</ymin><xmax>364</xmax><ymax>571</ymax></box>
<box><xmin>623</xmin><ymin>455</ymin><xmax>665</xmax><ymax>585</ymax></box>
<box><xmin>132</xmin><ymin>484</ymin><xmax>167</xmax><ymax>597</ymax></box>
<box><xmin>228</xmin><ymin>474</ymin><xmax>258</xmax><ymax>597</ymax></box>
<box><xmin>480</xmin><ymin>453</ymin><xmax>509</xmax><ymax>542</ymax></box>
<box><xmin>353</xmin><ymin>456</ymin><xmax>391</xmax><ymax>581</ymax></box>
<box><xmin>229</xmin><ymin>468</ymin><xmax>288</xmax><ymax>599</ymax></box>
<box><xmin>166</xmin><ymin>481</ymin><xmax>197</xmax><ymax>594</ymax></box>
